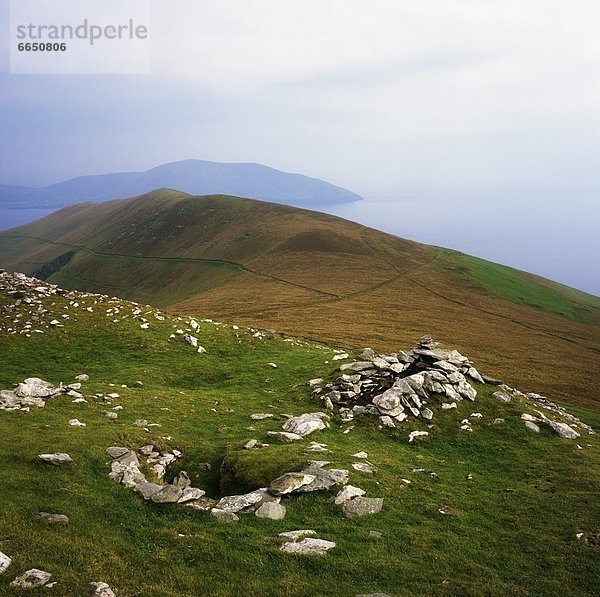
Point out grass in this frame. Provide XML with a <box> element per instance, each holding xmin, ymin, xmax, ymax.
<box><xmin>0</xmin><ymin>284</ymin><xmax>599</xmax><ymax>596</ymax></box>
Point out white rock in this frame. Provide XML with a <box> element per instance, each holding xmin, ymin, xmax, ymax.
<box><xmin>0</xmin><ymin>551</ymin><xmax>11</xmax><ymax>574</ymax></box>
<box><xmin>282</xmin><ymin>412</ymin><xmax>328</xmax><ymax>437</ymax></box>
<box><xmin>10</xmin><ymin>569</ymin><xmax>52</xmax><ymax>588</ymax></box>
<box><xmin>525</xmin><ymin>421</ymin><xmax>540</xmax><ymax>433</ymax></box>
<box><xmin>280</xmin><ymin>538</ymin><xmax>336</xmax><ymax>555</ymax></box>
<box><xmin>68</xmin><ymin>418</ymin><xmax>86</xmax><ymax>427</ymax></box>
<box><xmin>38</xmin><ymin>453</ymin><xmax>73</xmax><ymax>465</ymax></box>
<box><xmin>334</xmin><ymin>485</ymin><xmax>366</xmax><ymax>504</ymax></box>
<box><xmin>88</xmin><ymin>581</ymin><xmax>116</xmax><ymax>597</ymax></box>
<box><xmin>408</xmin><ymin>430</ymin><xmax>429</xmax><ymax>443</ymax></box>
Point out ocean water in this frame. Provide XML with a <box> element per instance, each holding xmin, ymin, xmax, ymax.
<box><xmin>322</xmin><ymin>187</ymin><xmax>600</xmax><ymax>297</ymax></box>
<box><xmin>0</xmin><ymin>208</ymin><xmax>57</xmax><ymax>232</ymax></box>
<box><xmin>0</xmin><ymin>187</ymin><xmax>598</xmax><ymax>297</ymax></box>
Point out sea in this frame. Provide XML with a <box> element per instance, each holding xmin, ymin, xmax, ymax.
<box><xmin>1</xmin><ymin>187</ymin><xmax>598</xmax><ymax>297</ymax></box>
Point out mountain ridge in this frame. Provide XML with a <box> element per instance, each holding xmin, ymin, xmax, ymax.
<box><xmin>0</xmin><ymin>160</ymin><xmax>362</xmax><ymax>209</ymax></box>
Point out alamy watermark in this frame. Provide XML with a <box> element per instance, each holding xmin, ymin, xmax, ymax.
<box><xmin>10</xmin><ymin>0</ymin><xmax>151</xmax><ymax>74</ymax></box>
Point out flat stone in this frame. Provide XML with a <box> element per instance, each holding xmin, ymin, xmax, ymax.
<box><xmin>250</xmin><ymin>413</ymin><xmax>274</xmax><ymax>420</ymax></box>
<box><xmin>184</xmin><ymin>496</ymin><xmax>217</xmax><ymax>511</ymax></box>
<box><xmin>10</xmin><ymin>568</ymin><xmax>52</xmax><ymax>588</ymax></box>
<box><xmin>524</xmin><ymin>421</ymin><xmax>540</xmax><ymax>433</ymax></box>
<box><xmin>88</xmin><ymin>581</ymin><xmax>116</xmax><ymax>597</ymax></box>
<box><xmin>334</xmin><ymin>485</ymin><xmax>365</xmax><ymax>505</ymax></box>
<box><xmin>342</xmin><ymin>497</ymin><xmax>384</xmax><ymax>518</ymax></box>
<box><xmin>68</xmin><ymin>418</ymin><xmax>86</xmax><ymax>427</ymax></box>
<box><xmin>296</xmin><ymin>465</ymin><xmax>349</xmax><ymax>492</ymax></box>
<box><xmin>352</xmin><ymin>462</ymin><xmax>377</xmax><ymax>474</ymax></box>
<box><xmin>278</xmin><ymin>529</ymin><xmax>317</xmax><ymax>542</ymax></box>
<box><xmin>255</xmin><ymin>502</ymin><xmax>286</xmax><ymax>520</ymax></box>
<box><xmin>38</xmin><ymin>452</ymin><xmax>73</xmax><ymax>465</ymax></box>
<box><xmin>457</xmin><ymin>380</ymin><xmax>477</xmax><ymax>400</ymax></box>
<box><xmin>243</xmin><ymin>439</ymin><xmax>258</xmax><ymax>449</ymax></box>
<box><xmin>280</xmin><ymin>538</ymin><xmax>336</xmax><ymax>555</ymax></box>
<box><xmin>39</xmin><ymin>512</ymin><xmax>69</xmax><ymax>524</ymax></box>
<box><xmin>267</xmin><ymin>431</ymin><xmax>303</xmax><ymax>442</ymax></box>
<box><xmin>216</xmin><ymin>490</ymin><xmax>264</xmax><ymax>512</ymax></box>
<box><xmin>0</xmin><ymin>551</ymin><xmax>11</xmax><ymax>574</ymax></box>
<box><xmin>150</xmin><ymin>484</ymin><xmax>183</xmax><ymax>503</ymax></box>
<box><xmin>134</xmin><ymin>482</ymin><xmax>163</xmax><ymax>500</ymax></box>
<box><xmin>210</xmin><ymin>508</ymin><xmax>239</xmax><ymax>523</ymax></box>
<box><xmin>178</xmin><ymin>487</ymin><xmax>206</xmax><ymax>503</ymax></box>
<box><xmin>548</xmin><ymin>421</ymin><xmax>580</xmax><ymax>439</ymax></box>
<box><xmin>282</xmin><ymin>412</ymin><xmax>328</xmax><ymax>437</ymax></box>
<box><xmin>269</xmin><ymin>472</ymin><xmax>316</xmax><ymax>496</ymax></box>
<box><xmin>493</xmin><ymin>391</ymin><xmax>511</xmax><ymax>403</ymax></box>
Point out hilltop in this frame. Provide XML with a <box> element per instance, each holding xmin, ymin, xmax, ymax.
<box><xmin>0</xmin><ymin>160</ymin><xmax>362</xmax><ymax>209</ymax></box>
<box><xmin>0</xmin><ymin>189</ymin><xmax>599</xmax><ymax>408</ymax></box>
<box><xmin>0</xmin><ymin>270</ymin><xmax>598</xmax><ymax>595</ymax></box>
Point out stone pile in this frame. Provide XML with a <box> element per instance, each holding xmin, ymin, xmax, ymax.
<box><xmin>0</xmin><ymin>376</ymin><xmax>82</xmax><ymax>412</ymax></box>
<box><xmin>313</xmin><ymin>336</ymin><xmax>482</xmax><ymax>428</ymax></box>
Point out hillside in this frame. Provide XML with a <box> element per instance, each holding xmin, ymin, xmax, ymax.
<box><xmin>0</xmin><ymin>160</ymin><xmax>362</xmax><ymax>209</ymax></box>
<box><xmin>0</xmin><ymin>271</ymin><xmax>599</xmax><ymax>595</ymax></box>
<box><xmin>0</xmin><ymin>189</ymin><xmax>599</xmax><ymax>409</ymax></box>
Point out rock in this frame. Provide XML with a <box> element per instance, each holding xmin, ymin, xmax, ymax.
<box><xmin>521</xmin><ymin>413</ymin><xmax>539</xmax><ymax>422</ymax></box>
<box><xmin>269</xmin><ymin>472</ymin><xmax>317</xmax><ymax>496</ymax></box>
<box><xmin>38</xmin><ymin>452</ymin><xmax>73</xmax><ymax>465</ymax></box>
<box><xmin>493</xmin><ymin>391</ymin><xmax>511</xmax><ymax>403</ymax></box>
<box><xmin>352</xmin><ymin>462</ymin><xmax>377</xmax><ymax>474</ymax></box>
<box><xmin>278</xmin><ymin>529</ymin><xmax>316</xmax><ymax>541</ymax></box>
<box><xmin>359</xmin><ymin>348</ymin><xmax>376</xmax><ymax>360</ymax></box>
<box><xmin>68</xmin><ymin>418</ymin><xmax>86</xmax><ymax>427</ymax></box>
<box><xmin>184</xmin><ymin>496</ymin><xmax>217</xmax><ymax>511</ymax></box>
<box><xmin>282</xmin><ymin>412</ymin><xmax>328</xmax><ymax>437</ymax></box>
<box><xmin>75</xmin><ymin>374</ymin><xmax>89</xmax><ymax>381</ymax></box>
<box><xmin>255</xmin><ymin>502</ymin><xmax>286</xmax><ymax>519</ymax></box>
<box><xmin>250</xmin><ymin>413</ymin><xmax>273</xmax><ymax>420</ymax></box>
<box><xmin>106</xmin><ymin>446</ymin><xmax>130</xmax><ymax>459</ymax></box>
<box><xmin>466</xmin><ymin>367</ymin><xmax>484</xmax><ymax>383</ymax></box>
<box><xmin>421</xmin><ymin>408</ymin><xmax>434</xmax><ymax>420</ymax></box>
<box><xmin>379</xmin><ymin>415</ymin><xmax>395</xmax><ymax>428</ymax></box>
<box><xmin>296</xmin><ymin>463</ymin><xmax>349</xmax><ymax>492</ymax></box>
<box><xmin>548</xmin><ymin>421</ymin><xmax>580</xmax><ymax>440</ymax></box>
<box><xmin>524</xmin><ymin>421</ymin><xmax>540</xmax><ymax>433</ymax></box>
<box><xmin>408</xmin><ymin>431</ymin><xmax>428</xmax><ymax>443</ymax></box>
<box><xmin>210</xmin><ymin>508</ymin><xmax>239</xmax><ymax>523</ymax></box>
<box><xmin>243</xmin><ymin>439</ymin><xmax>258</xmax><ymax>449</ymax></box>
<box><xmin>280</xmin><ymin>538</ymin><xmax>336</xmax><ymax>555</ymax></box>
<box><xmin>216</xmin><ymin>490</ymin><xmax>264</xmax><ymax>512</ymax></box>
<box><xmin>332</xmin><ymin>353</ymin><xmax>349</xmax><ymax>361</ymax></box>
<box><xmin>10</xmin><ymin>568</ymin><xmax>52</xmax><ymax>588</ymax></box>
<box><xmin>267</xmin><ymin>431</ymin><xmax>303</xmax><ymax>443</ymax></box>
<box><xmin>39</xmin><ymin>512</ymin><xmax>69</xmax><ymax>524</ymax></box>
<box><xmin>493</xmin><ymin>418</ymin><xmax>505</xmax><ymax>425</ymax></box>
<box><xmin>441</xmin><ymin>402</ymin><xmax>457</xmax><ymax>410</ymax></box>
<box><xmin>150</xmin><ymin>484</ymin><xmax>183</xmax><ymax>503</ymax></box>
<box><xmin>334</xmin><ymin>485</ymin><xmax>366</xmax><ymax>504</ymax></box>
<box><xmin>106</xmin><ymin>412</ymin><xmax>118</xmax><ymax>419</ymax></box>
<box><xmin>342</xmin><ymin>497</ymin><xmax>384</xmax><ymax>518</ymax></box>
<box><xmin>14</xmin><ymin>377</ymin><xmax>59</xmax><ymax>399</ymax></box>
<box><xmin>306</xmin><ymin>442</ymin><xmax>328</xmax><ymax>452</ymax></box>
<box><xmin>134</xmin><ymin>482</ymin><xmax>163</xmax><ymax>500</ymax></box>
<box><xmin>173</xmin><ymin>471</ymin><xmax>191</xmax><ymax>489</ymax></box>
<box><xmin>373</xmin><ymin>388</ymin><xmax>405</xmax><ymax>416</ymax></box>
<box><xmin>0</xmin><ymin>551</ymin><xmax>11</xmax><ymax>574</ymax></box>
<box><xmin>133</xmin><ymin>419</ymin><xmax>148</xmax><ymax>426</ymax></box>
<box><xmin>88</xmin><ymin>581</ymin><xmax>116</xmax><ymax>597</ymax></box>
<box><xmin>352</xmin><ymin>451</ymin><xmax>368</xmax><ymax>459</ymax></box>
<box><xmin>178</xmin><ymin>487</ymin><xmax>206</xmax><ymax>503</ymax></box>
<box><xmin>456</xmin><ymin>380</ymin><xmax>477</xmax><ymax>400</ymax></box>
<box><xmin>183</xmin><ymin>334</ymin><xmax>198</xmax><ymax>347</ymax></box>
<box><xmin>369</xmin><ymin>530</ymin><xmax>383</xmax><ymax>538</ymax></box>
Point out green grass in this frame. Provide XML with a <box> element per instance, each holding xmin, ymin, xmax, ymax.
<box><xmin>441</xmin><ymin>250</ymin><xmax>600</xmax><ymax>319</ymax></box>
<box><xmin>0</xmin><ymin>288</ymin><xmax>599</xmax><ymax>596</ymax></box>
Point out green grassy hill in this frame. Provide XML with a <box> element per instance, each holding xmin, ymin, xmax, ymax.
<box><xmin>0</xmin><ymin>272</ymin><xmax>598</xmax><ymax>596</ymax></box>
<box><xmin>0</xmin><ymin>189</ymin><xmax>599</xmax><ymax>408</ymax></box>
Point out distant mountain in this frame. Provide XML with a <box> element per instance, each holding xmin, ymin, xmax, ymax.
<box><xmin>0</xmin><ymin>160</ymin><xmax>362</xmax><ymax>209</ymax></box>
<box><xmin>1</xmin><ymin>189</ymin><xmax>599</xmax><ymax>408</ymax></box>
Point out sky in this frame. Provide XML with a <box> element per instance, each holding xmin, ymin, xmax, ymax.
<box><xmin>0</xmin><ymin>0</ymin><xmax>599</xmax><ymax>194</ymax></box>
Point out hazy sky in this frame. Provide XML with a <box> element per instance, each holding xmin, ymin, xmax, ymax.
<box><xmin>1</xmin><ymin>0</ymin><xmax>599</xmax><ymax>194</ymax></box>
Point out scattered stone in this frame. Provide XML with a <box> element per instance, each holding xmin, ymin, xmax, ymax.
<box><xmin>210</xmin><ymin>508</ymin><xmax>239</xmax><ymax>523</ymax></box>
<box><xmin>408</xmin><ymin>431</ymin><xmax>428</xmax><ymax>443</ymax></box>
<box><xmin>134</xmin><ymin>482</ymin><xmax>163</xmax><ymax>500</ymax></box>
<box><xmin>250</xmin><ymin>413</ymin><xmax>273</xmax><ymax>420</ymax></box>
<box><xmin>369</xmin><ymin>530</ymin><xmax>383</xmax><ymax>538</ymax></box>
<box><xmin>243</xmin><ymin>439</ymin><xmax>258</xmax><ymax>449</ymax></box>
<box><xmin>282</xmin><ymin>412</ymin><xmax>328</xmax><ymax>437</ymax></box>
<box><xmin>280</xmin><ymin>538</ymin><xmax>336</xmax><ymax>555</ymax></box>
<box><xmin>216</xmin><ymin>490</ymin><xmax>264</xmax><ymax>513</ymax></box>
<box><xmin>352</xmin><ymin>451</ymin><xmax>368</xmax><ymax>459</ymax></box>
<box><xmin>39</xmin><ymin>512</ymin><xmax>69</xmax><ymax>524</ymax></box>
<box><xmin>267</xmin><ymin>431</ymin><xmax>303</xmax><ymax>443</ymax></box>
<box><xmin>68</xmin><ymin>418</ymin><xmax>86</xmax><ymax>427</ymax></box>
<box><xmin>548</xmin><ymin>421</ymin><xmax>580</xmax><ymax>440</ymax></box>
<box><xmin>75</xmin><ymin>374</ymin><xmax>89</xmax><ymax>381</ymax></box>
<box><xmin>352</xmin><ymin>462</ymin><xmax>377</xmax><ymax>474</ymax></box>
<box><xmin>38</xmin><ymin>453</ymin><xmax>73</xmax><ymax>465</ymax></box>
<box><xmin>151</xmin><ymin>485</ymin><xmax>183</xmax><ymax>503</ymax></box>
<box><xmin>10</xmin><ymin>568</ymin><xmax>52</xmax><ymax>588</ymax></box>
<box><xmin>278</xmin><ymin>529</ymin><xmax>316</xmax><ymax>542</ymax></box>
<box><xmin>492</xmin><ymin>418</ymin><xmax>505</xmax><ymax>425</ymax></box>
<box><xmin>306</xmin><ymin>442</ymin><xmax>328</xmax><ymax>452</ymax></box>
<box><xmin>255</xmin><ymin>502</ymin><xmax>286</xmax><ymax>520</ymax></box>
<box><xmin>334</xmin><ymin>485</ymin><xmax>365</xmax><ymax>504</ymax></box>
<box><xmin>0</xmin><ymin>551</ymin><xmax>11</xmax><ymax>574</ymax></box>
<box><xmin>88</xmin><ymin>581</ymin><xmax>116</xmax><ymax>597</ymax></box>
<box><xmin>178</xmin><ymin>487</ymin><xmax>206</xmax><ymax>503</ymax></box>
<box><xmin>342</xmin><ymin>497</ymin><xmax>384</xmax><ymax>518</ymax></box>
<box><xmin>105</xmin><ymin>411</ymin><xmax>118</xmax><ymax>420</ymax></box>
<box><xmin>525</xmin><ymin>421</ymin><xmax>540</xmax><ymax>433</ymax></box>
<box><xmin>493</xmin><ymin>391</ymin><xmax>511</xmax><ymax>403</ymax></box>
<box><xmin>269</xmin><ymin>472</ymin><xmax>316</xmax><ymax>496</ymax></box>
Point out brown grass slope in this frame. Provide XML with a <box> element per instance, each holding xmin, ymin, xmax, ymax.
<box><xmin>1</xmin><ymin>188</ymin><xmax>599</xmax><ymax>408</ymax></box>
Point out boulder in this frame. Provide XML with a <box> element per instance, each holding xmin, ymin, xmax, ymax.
<box><xmin>178</xmin><ymin>487</ymin><xmax>206</xmax><ymax>503</ymax></box>
<box><xmin>342</xmin><ymin>497</ymin><xmax>384</xmax><ymax>518</ymax></box>
<box><xmin>210</xmin><ymin>508</ymin><xmax>239</xmax><ymax>523</ymax></box>
<box><xmin>14</xmin><ymin>377</ymin><xmax>59</xmax><ymax>399</ymax></box>
<box><xmin>216</xmin><ymin>490</ymin><xmax>264</xmax><ymax>513</ymax></box>
<box><xmin>134</xmin><ymin>482</ymin><xmax>163</xmax><ymax>500</ymax></box>
<box><xmin>255</xmin><ymin>502</ymin><xmax>286</xmax><ymax>520</ymax></box>
<box><xmin>525</xmin><ymin>421</ymin><xmax>540</xmax><ymax>433</ymax></box>
<box><xmin>548</xmin><ymin>421</ymin><xmax>580</xmax><ymax>440</ymax></box>
<box><xmin>150</xmin><ymin>484</ymin><xmax>183</xmax><ymax>503</ymax></box>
